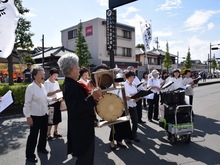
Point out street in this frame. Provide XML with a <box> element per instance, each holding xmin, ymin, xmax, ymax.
<box><xmin>0</xmin><ymin>83</ymin><xmax>220</xmax><ymax>165</ymax></box>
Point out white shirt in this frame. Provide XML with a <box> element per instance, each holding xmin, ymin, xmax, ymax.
<box><xmin>23</xmin><ymin>82</ymin><xmax>52</xmax><ymax>118</ymax></box>
<box><xmin>169</xmin><ymin>77</ymin><xmax>183</xmax><ymax>91</ymax></box>
<box><xmin>147</xmin><ymin>77</ymin><xmax>161</xmax><ymax>94</ymax></box>
<box><xmin>124</xmin><ymin>80</ymin><xmax>138</xmax><ymax>108</ymax></box>
<box><xmin>79</xmin><ymin>78</ymin><xmax>89</xmax><ymax>86</ymax></box>
<box><xmin>44</xmin><ymin>79</ymin><xmax>60</xmax><ymax>105</ymax></box>
<box><xmin>183</xmin><ymin>77</ymin><xmax>194</xmax><ymax>95</ymax></box>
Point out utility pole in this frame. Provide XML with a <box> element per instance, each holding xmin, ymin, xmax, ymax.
<box><xmin>155</xmin><ymin>37</ymin><xmax>159</xmax><ymax>50</ymax></box>
<box><xmin>42</xmin><ymin>34</ymin><xmax>44</xmax><ymax>69</ymax></box>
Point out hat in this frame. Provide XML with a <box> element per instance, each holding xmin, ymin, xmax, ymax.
<box><xmin>173</xmin><ymin>69</ymin><xmax>180</xmax><ymax>73</ymax></box>
<box><xmin>151</xmin><ymin>69</ymin><xmax>159</xmax><ymax>75</ymax></box>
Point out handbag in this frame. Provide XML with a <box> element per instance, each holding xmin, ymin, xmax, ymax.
<box><xmin>60</xmin><ymin>100</ymin><xmax>67</xmax><ymax>111</ymax></box>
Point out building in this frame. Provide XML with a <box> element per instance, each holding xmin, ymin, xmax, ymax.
<box><xmin>61</xmin><ymin>17</ymin><xmax>139</xmax><ymax>69</ymax></box>
<box><xmin>136</xmin><ymin>48</ymin><xmax>178</xmax><ymax>74</ymax></box>
<box><xmin>32</xmin><ymin>46</ymin><xmax>75</xmax><ymax>77</ymax></box>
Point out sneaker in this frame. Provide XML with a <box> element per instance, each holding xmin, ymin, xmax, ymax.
<box><xmin>47</xmin><ymin>135</ymin><xmax>55</xmax><ymax>141</ymax></box>
<box><xmin>54</xmin><ymin>132</ymin><xmax>62</xmax><ymax>138</ymax></box>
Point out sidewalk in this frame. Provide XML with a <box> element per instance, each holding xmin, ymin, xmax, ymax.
<box><xmin>198</xmin><ymin>78</ymin><xmax>220</xmax><ymax>86</ymax></box>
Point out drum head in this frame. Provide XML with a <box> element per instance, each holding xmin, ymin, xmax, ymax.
<box><xmin>96</xmin><ymin>93</ymin><xmax>124</xmax><ymax>121</ymax></box>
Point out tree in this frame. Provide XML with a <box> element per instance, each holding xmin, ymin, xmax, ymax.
<box><xmin>135</xmin><ymin>44</ymin><xmax>145</xmax><ymax>52</ymax></box>
<box><xmin>211</xmin><ymin>58</ymin><xmax>217</xmax><ymax>72</ymax></box>
<box><xmin>162</xmin><ymin>42</ymin><xmax>172</xmax><ymax>72</ymax></box>
<box><xmin>184</xmin><ymin>48</ymin><xmax>192</xmax><ymax>69</ymax></box>
<box><xmin>75</xmin><ymin>21</ymin><xmax>91</xmax><ymax>67</ymax></box>
<box><xmin>8</xmin><ymin>0</ymin><xmax>34</xmax><ymax>85</ymax></box>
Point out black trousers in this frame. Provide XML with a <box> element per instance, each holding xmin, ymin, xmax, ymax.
<box><xmin>136</xmin><ymin>99</ymin><xmax>143</xmax><ymax>122</ymax></box>
<box><xmin>75</xmin><ymin>138</ymin><xmax>95</xmax><ymax>165</ymax></box>
<box><xmin>147</xmin><ymin>94</ymin><xmax>159</xmax><ymax>120</ymax></box>
<box><xmin>26</xmin><ymin>114</ymin><xmax>48</xmax><ymax>159</ymax></box>
<box><xmin>129</xmin><ymin>107</ymin><xmax>138</xmax><ymax>140</ymax></box>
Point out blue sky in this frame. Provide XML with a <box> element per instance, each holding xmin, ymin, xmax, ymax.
<box><xmin>22</xmin><ymin>0</ymin><xmax>220</xmax><ymax>62</ymax></box>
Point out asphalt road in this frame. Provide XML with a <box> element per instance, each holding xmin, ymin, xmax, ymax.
<box><xmin>0</xmin><ymin>82</ymin><xmax>220</xmax><ymax>165</ymax></box>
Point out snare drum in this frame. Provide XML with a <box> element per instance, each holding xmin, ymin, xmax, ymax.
<box><xmin>96</xmin><ymin>93</ymin><xmax>124</xmax><ymax>121</ymax></box>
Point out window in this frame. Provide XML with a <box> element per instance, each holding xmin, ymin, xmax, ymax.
<box><xmin>68</xmin><ymin>29</ymin><xmax>77</xmax><ymax>39</ymax></box>
<box><xmin>122</xmin><ymin>30</ymin><xmax>131</xmax><ymax>39</ymax></box>
<box><xmin>122</xmin><ymin>47</ymin><xmax>132</xmax><ymax>57</ymax></box>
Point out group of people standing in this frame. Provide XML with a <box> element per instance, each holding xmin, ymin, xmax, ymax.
<box><xmin>23</xmin><ymin>52</ymin><xmax>196</xmax><ymax>165</ymax></box>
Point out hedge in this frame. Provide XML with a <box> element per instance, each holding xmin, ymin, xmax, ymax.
<box><xmin>0</xmin><ymin>80</ymin><xmax>64</xmax><ymax>105</ymax></box>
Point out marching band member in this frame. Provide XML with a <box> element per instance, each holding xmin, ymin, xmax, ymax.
<box><xmin>147</xmin><ymin>69</ymin><xmax>161</xmax><ymax>122</ymax></box>
<box><xmin>124</xmin><ymin>71</ymin><xmax>140</xmax><ymax>142</ymax></box>
<box><xmin>58</xmin><ymin>53</ymin><xmax>102</xmax><ymax>165</ymax></box>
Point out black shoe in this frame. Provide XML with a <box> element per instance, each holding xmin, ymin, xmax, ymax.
<box><xmin>134</xmin><ymin>138</ymin><xmax>140</xmax><ymax>142</ymax></box>
<box><xmin>54</xmin><ymin>132</ymin><xmax>62</xmax><ymax>138</ymax></box>
<box><xmin>148</xmin><ymin>119</ymin><xmax>153</xmax><ymax>122</ymax></box>
<box><xmin>37</xmin><ymin>149</ymin><xmax>49</xmax><ymax>154</ymax></box>
<box><xmin>138</xmin><ymin>120</ymin><xmax>146</xmax><ymax>124</ymax></box>
<box><xmin>110</xmin><ymin>144</ymin><xmax>117</xmax><ymax>150</ymax></box>
<box><xmin>47</xmin><ymin>135</ymin><xmax>55</xmax><ymax>141</ymax></box>
<box><xmin>117</xmin><ymin>142</ymin><xmax>127</xmax><ymax>148</ymax></box>
<box><xmin>26</xmin><ymin>157</ymin><xmax>38</xmax><ymax>163</ymax></box>
<box><xmin>153</xmin><ymin>118</ymin><xmax>159</xmax><ymax>121</ymax></box>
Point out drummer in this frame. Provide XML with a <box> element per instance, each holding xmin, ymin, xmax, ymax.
<box><xmin>124</xmin><ymin>71</ymin><xmax>140</xmax><ymax>142</ymax></box>
<box><xmin>108</xmin><ymin>68</ymin><xmax>133</xmax><ymax>149</ymax></box>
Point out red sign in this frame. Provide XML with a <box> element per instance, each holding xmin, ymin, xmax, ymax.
<box><xmin>85</xmin><ymin>26</ymin><xmax>93</xmax><ymax>36</ymax></box>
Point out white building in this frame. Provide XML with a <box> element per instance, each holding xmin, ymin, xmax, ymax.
<box><xmin>61</xmin><ymin>17</ymin><xmax>139</xmax><ymax>68</ymax></box>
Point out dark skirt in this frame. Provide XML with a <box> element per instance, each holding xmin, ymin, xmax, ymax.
<box><xmin>48</xmin><ymin>101</ymin><xmax>62</xmax><ymax>125</ymax></box>
<box><xmin>109</xmin><ymin>112</ymin><xmax>132</xmax><ymax>142</ymax></box>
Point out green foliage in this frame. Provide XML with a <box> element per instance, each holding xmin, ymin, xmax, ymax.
<box><xmin>20</xmin><ymin>52</ymin><xmax>35</xmax><ymax>64</ymax></box>
<box><xmin>75</xmin><ymin>21</ymin><xmax>91</xmax><ymax>67</ymax></box>
<box><xmin>8</xmin><ymin>0</ymin><xmax>34</xmax><ymax>85</ymax></box>
<box><xmin>211</xmin><ymin>59</ymin><xmax>217</xmax><ymax>71</ymax></box>
<box><xmin>136</xmin><ymin>44</ymin><xmax>145</xmax><ymax>51</ymax></box>
<box><xmin>184</xmin><ymin>48</ymin><xmax>192</xmax><ymax>69</ymax></box>
<box><xmin>162</xmin><ymin>42</ymin><xmax>172</xmax><ymax>72</ymax></box>
<box><xmin>0</xmin><ymin>83</ymin><xmax>28</xmax><ymax>105</ymax></box>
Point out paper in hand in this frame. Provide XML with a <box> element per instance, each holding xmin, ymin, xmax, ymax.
<box><xmin>130</xmin><ymin>90</ymin><xmax>153</xmax><ymax>99</ymax></box>
<box><xmin>56</xmin><ymin>91</ymin><xmax>63</xmax><ymax>99</ymax></box>
<box><xmin>0</xmin><ymin>90</ymin><xmax>14</xmax><ymax>113</ymax></box>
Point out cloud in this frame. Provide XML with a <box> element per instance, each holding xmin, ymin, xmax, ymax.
<box><xmin>207</xmin><ymin>22</ymin><xmax>215</xmax><ymax>30</ymax></box>
<box><xmin>153</xmin><ymin>31</ymin><xmax>173</xmax><ymax>37</ymax></box>
<box><xmin>24</xmin><ymin>11</ymin><xmax>36</xmax><ymax>17</ymax></box>
<box><xmin>96</xmin><ymin>0</ymin><xmax>108</xmax><ymax>7</ymax></box>
<box><xmin>121</xmin><ymin>6</ymin><xmax>139</xmax><ymax>18</ymax></box>
<box><xmin>183</xmin><ymin>10</ymin><xmax>220</xmax><ymax>31</ymax></box>
<box><xmin>157</xmin><ymin>0</ymin><xmax>182</xmax><ymax>11</ymax></box>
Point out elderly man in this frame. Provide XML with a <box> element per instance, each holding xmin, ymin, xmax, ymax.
<box><xmin>57</xmin><ymin>53</ymin><xmax>102</xmax><ymax>165</ymax></box>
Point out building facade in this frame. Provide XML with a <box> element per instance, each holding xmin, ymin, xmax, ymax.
<box><xmin>61</xmin><ymin>17</ymin><xmax>138</xmax><ymax>68</ymax></box>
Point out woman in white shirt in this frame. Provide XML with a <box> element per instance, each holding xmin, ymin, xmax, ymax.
<box><xmin>169</xmin><ymin>69</ymin><xmax>183</xmax><ymax>91</ymax></box>
<box><xmin>183</xmin><ymin>70</ymin><xmax>195</xmax><ymax>116</ymax></box>
<box><xmin>44</xmin><ymin>68</ymin><xmax>62</xmax><ymax>140</ymax></box>
<box><xmin>23</xmin><ymin>66</ymin><xmax>57</xmax><ymax>163</ymax></box>
<box><xmin>141</xmin><ymin>71</ymin><xmax>148</xmax><ymax>109</ymax></box>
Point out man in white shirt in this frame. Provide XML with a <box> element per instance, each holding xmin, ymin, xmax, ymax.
<box><xmin>147</xmin><ymin>69</ymin><xmax>161</xmax><ymax>122</ymax></box>
<box><xmin>124</xmin><ymin>71</ymin><xmax>140</xmax><ymax>142</ymax></box>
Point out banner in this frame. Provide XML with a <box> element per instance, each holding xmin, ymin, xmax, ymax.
<box><xmin>0</xmin><ymin>0</ymin><xmax>20</xmax><ymax>58</ymax></box>
<box><xmin>140</xmin><ymin>20</ymin><xmax>152</xmax><ymax>51</ymax></box>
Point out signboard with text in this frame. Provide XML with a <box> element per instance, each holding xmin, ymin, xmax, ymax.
<box><xmin>106</xmin><ymin>9</ymin><xmax>117</xmax><ymax>51</ymax></box>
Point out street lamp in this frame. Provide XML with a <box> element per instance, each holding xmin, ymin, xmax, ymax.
<box><xmin>209</xmin><ymin>43</ymin><xmax>220</xmax><ymax>74</ymax></box>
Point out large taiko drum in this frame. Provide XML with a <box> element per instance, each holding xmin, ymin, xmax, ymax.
<box><xmin>96</xmin><ymin>93</ymin><xmax>124</xmax><ymax>122</ymax></box>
